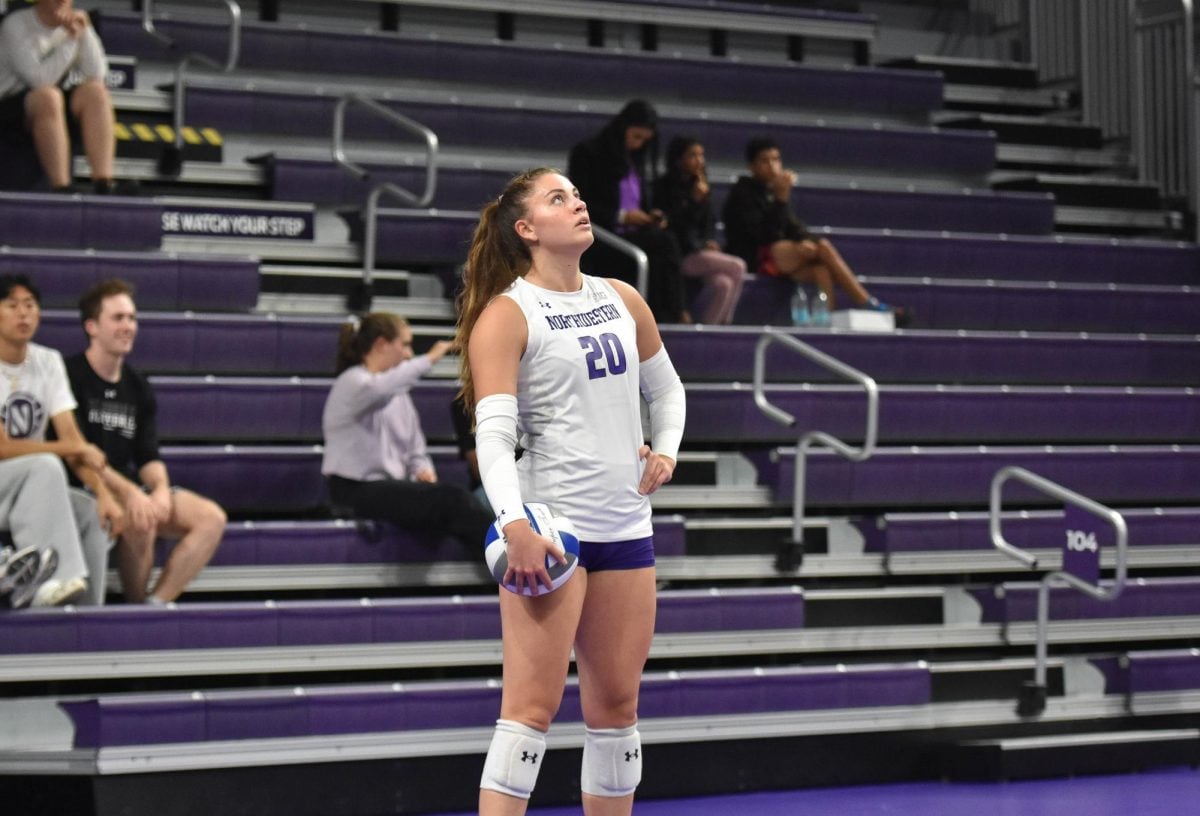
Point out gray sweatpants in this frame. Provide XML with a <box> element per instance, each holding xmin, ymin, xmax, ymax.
<box><xmin>0</xmin><ymin>454</ymin><xmax>114</xmax><ymax>605</ymax></box>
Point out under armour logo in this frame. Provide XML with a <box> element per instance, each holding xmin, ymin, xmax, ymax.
<box><xmin>538</xmin><ymin>299</ymin><xmax>552</xmax><ymax>309</ymax></box>
<box><xmin>521</xmin><ymin>751</ymin><xmax>539</xmax><ymax>764</ymax></box>
<box><xmin>624</xmin><ymin>749</ymin><xmax>639</xmax><ymax>762</ymax></box>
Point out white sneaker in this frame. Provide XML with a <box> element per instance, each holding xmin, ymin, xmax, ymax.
<box><xmin>31</xmin><ymin>576</ymin><xmax>87</xmax><ymax>607</ymax></box>
<box><xmin>2</xmin><ymin>547</ymin><xmax>59</xmax><ymax>610</ymax></box>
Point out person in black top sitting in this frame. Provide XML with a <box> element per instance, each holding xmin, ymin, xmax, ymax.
<box><xmin>568</xmin><ymin>99</ymin><xmax>689</xmax><ymax>323</ymax></box>
<box><xmin>65</xmin><ymin>279</ymin><xmax>226</xmax><ymax>604</ymax></box>
<box><xmin>722</xmin><ymin>136</ymin><xmax>906</xmax><ymax>320</ymax></box>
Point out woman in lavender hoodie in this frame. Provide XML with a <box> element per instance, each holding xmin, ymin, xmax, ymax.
<box><xmin>320</xmin><ymin>313</ymin><xmax>492</xmax><ymax>548</ymax></box>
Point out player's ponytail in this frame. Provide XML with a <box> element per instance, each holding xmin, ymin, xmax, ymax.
<box><xmin>456</xmin><ymin>167</ymin><xmax>556</xmax><ymax>408</ymax></box>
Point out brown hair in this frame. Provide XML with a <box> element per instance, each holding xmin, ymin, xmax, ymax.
<box><xmin>454</xmin><ymin>167</ymin><xmax>557</xmax><ymax>408</ymax></box>
<box><xmin>78</xmin><ymin>278</ymin><xmax>135</xmax><ymax>326</ymax></box>
<box><xmin>336</xmin><ymin>312</ymin><xmax>408</xmax><ymax>374</ymax></box>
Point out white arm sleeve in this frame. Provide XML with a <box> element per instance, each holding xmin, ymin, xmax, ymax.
<box><xmin>474</xmin><ymin>393</ymin><xmax>525</xmax><ymax>531</ymax></box>
<box><xmin>638</xmin><ymin>346</ymin><xmax>685</xmax><ymax>462</ymax></box>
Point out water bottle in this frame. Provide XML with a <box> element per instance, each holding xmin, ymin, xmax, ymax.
<box><xmin>790</xmin><ymin>286</ymin><xmax>810</xmax><ymax>326</ymax></box>
<box><xmin>811</xmin><ymin>289</ymin><xmax>831</xmax><ymax>327</ymax></box>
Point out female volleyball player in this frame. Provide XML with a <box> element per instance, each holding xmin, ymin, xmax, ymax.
<box><xmin>457</xmin><ymin>168</ymin><xmax>686</xmax><ymax>816</ymax></box>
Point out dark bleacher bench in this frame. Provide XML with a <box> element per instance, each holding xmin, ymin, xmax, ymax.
<box><xmin>55</xmin><ymin>661</ymin><xmax>925</xmax><ymax>751</ymax></box>
<box><xmin>35</xmin><ymin>314</ymin><xmax>1200</xmax><ymax>386</ymax></box>
<box><xmin>970</xmin><ymin>577</ymin><xmax>1200</xmax><ymax>623</ymax></box>
<box><xmin>0</xmin><ymin>587</ymin><xmax>806</xmax><ymax>657</ymax></box>
<box><xmin>754</xmin><ymin>445</ymin><xmax>1200</xmax><ymax>509</ymax></box>
<box><xmin>159</xmin><ymin>445</ymin><xmax>469</xmax><ymax>514</ymax></box>
<box><xmin>334</xmin><ymin>0</ymin><xmax>877</xmax><ymax>63</ymax></box>
<box><xmin>268</xmin><ymin>158</ymin><xmax>1051</xmax><ymax>235</ymax></box>
<box><xmin>657</xmin><ymin>326</ymin><xmax>1200</xmax><ymax>387</ymax></box>
<box><xmin>146</xmin><ymin>444</ymin><xmax>1200</xmax><ymax>516</ymax></box>
<box><xmin>148</xmin><ymin>378</ymin><xmax>1200</xmax><ymax>447</ymax></box>
<box><xmin>852</xmin><ymin>278</ymin><xmax>1200</xmax><ymax>334</ymax></box>
<box><xmin>870</xmin><ymin>508</ymin><xmax>1200</xmax><ymax>555</ymax></box>
<box><xmin>0</xmin><ymin>192</ymin><xmax>161</xmax><ymax>251</ymax></box>
<box><xmin>182</xmin><ymin>87</ymin><xmax>996</xmax><ymax>183</ymax></box>
<box><xmin>38</xmin><ymin>310</ymin><xmax>343</xmax><ymax>375</ymax></box>
<box><xmin>99</xmin><ymin>14</ymin><xmax>920</xmax><ymax>119</ymax></box>
<box><xmin>0</xmin><ymin>250</ymin><xmax>258</xmax><ymax>312</ymax></box>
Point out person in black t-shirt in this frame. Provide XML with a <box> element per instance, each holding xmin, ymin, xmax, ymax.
<box><xmin>66</xmin><ymin>279</ymin><xmax>226</xmax><ymax>603</ymax></box>
<box><xmin>722</xmin><ymin>136</ymin><xmax>907</xmax><ymax>321</ymax></box>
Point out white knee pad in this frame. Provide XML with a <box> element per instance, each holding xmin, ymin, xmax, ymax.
<box><xmin>580</xmin><ymin>724</ymin><xmax>642</xmax><ymax>798</ymax></box>
<box><xmin>480</xmin><ymin>719</ymin><xmax>547</xmax><ymax>800</ymax></box>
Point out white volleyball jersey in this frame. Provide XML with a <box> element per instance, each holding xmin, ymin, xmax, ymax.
<box><xmin>501</xmin><ymin>275</ymin><xmax>651</xmax><ymax>541</ymax></box>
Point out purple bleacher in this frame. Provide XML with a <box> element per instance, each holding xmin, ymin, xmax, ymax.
<box><xmin>685</xmin><ymin>384</ymin><xmax>1200</xmax><ymax>445</ymax></box>
<box><xmin>1</xmin><ymin>249</ymin><xmax>258</xmax><ymax>312</ymax></box>
<box><xmin>199</xmin><ymin>520</ymin><xmax>468</xmax><ymax>566</ymax></box>
<box><xmin>830</xmin><ymin>231</ymin><xmax>1200</xmax><ymax>286</ymax></box>
<box><xmin>662</xmin><ymin>326</ymin><xmax>1200</xmax><ymax>387</ymax></box>
<box><xmin>969</xmin><ymin>577</ymin><xmax>1200</xmax><ymax>622</ymax></box>
<box><xmin>0</xmin><ymin>192</ymin><xmax>161</xmax><ymax>251</ymax></box>
<box><xmin>788</xmin><ymin>186</ymin><xmax>1054</xmax><ymax>235</ymax></box>
<box><xmin>271</xmin><ymin>158</ymin><xmax>1050</xmax><ymax>236</ymax></box>
<box><xmin>183</xmin><ymin>88</ymin><xmax>995</xmax><ymax>180</ymax></box>
<box><xmin>193</xmin><ymin>515</ymin><xmax>685</xmax><ymax>568</ymax></box>
<box><xmin>857</xmin><ymin>278</ymin><xmax>1200</xmax><ymax>334</ymax></box>
<box><xmin>152</xmin><ymin>379</ymin><xmax>1199</xmax><ymax>446</ymax></box>
<box><xmin>0</xmin><ymin>587</ymin><xmax>803</xmax><ymax>657</ymax></box>
<box><xmin>37</xmin><ymin>311</ymin><xmax>341</xmax><ymax>374</ymax></box>
<box><xmin>37</xmin><ymin>313</ymin><xmax>1200</xmax><ymax>386</ymax></box>
<box><xmin>867</xmin><ymin>507</ymin><xmax>1200</xmax><ymax>554</ymax></box>
<box><xmin>754</xmin><ymin>445</ymin><xmax>1200</xmax><ymax>508</ymax></box>
<box><xmin>98</xmin><ymin>14</ymin><xmax>924</xmax><ymax>120</ymax></box>
<box><xmin>353</xmin><ymin>211</ymin><xmax>1195</xmax><ymax>286</ymax></box>
<box><xmin>59</xmin><ymin>662</ymin><xmax>926</xmax><ymax>748</ymax></box>
<box><xmin>159</xmin><ymin>445</ymin><xmax>471</xmax><ymax>513</ymax></box>
<box><xmin>265</xmin><ymin>157</ymin><xmax>511</xmax><ymax>212</ymax></box>
<box><xmin>343</xmin><ymin>210</ymin><xmax>476</xmax><ymax>267</ymax></box>
<box><xmin>1125</xmin><ymin>649</ymin><xmax>1200</xmax><ymax>693</ymax></box>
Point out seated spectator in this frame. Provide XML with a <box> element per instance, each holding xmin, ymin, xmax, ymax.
<box><xmin>450</xmin><ymin>392</ymin><xmax>493</xmax><ymax>516</ymax></box>
<box><xmin>568</xmin><ymin>99</ymin><xmax>689</xmax><ymax>323</ymax></box>
<box><xmin>0</xmin><ymin>0</ymin><xmax>116</xmax><ymax>193</ymax></box>
<box><xmin>0</xmin><ymin>273</ymin><xmax>119</xmax><ymax>606</ymax></box>
<box><xmin>723</xmin><ymin>136</ymin><xmax>906</xmax><ymax>321</ymax></box>
<box><xmin>0</xmin><ymin>454</ymin><xmax>90</xmax><ymax>609</ymax></box>
<box><xmin>654</xmin><ymin>135</ymin><xmax>746</xmax><ymax>324</ymax></box>
<box><xmin>321</xmin><ymin>314</ymin><xmax>493</xmax><ymax>549</ymax></box>
<box><xmin>65</xmin><ymin>279</ymin><xmax>226</xmax><ymax>604</ymax></box>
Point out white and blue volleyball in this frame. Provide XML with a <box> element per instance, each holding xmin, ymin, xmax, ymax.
<box><xmin>484</xmin><ymin>502</ymin><xmax>580</xmax><ymax>596</ymax></box>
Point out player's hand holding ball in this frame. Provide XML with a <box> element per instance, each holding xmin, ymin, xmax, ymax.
<box><xmin>484</xmin><ymin>503</ymin><xmax>580</xmax><ymax>596</ymax></box>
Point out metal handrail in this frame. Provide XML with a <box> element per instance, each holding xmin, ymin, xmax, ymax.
<box><xmin>332</xmin><ymin>93</ymin><xmax>439</xmax><ymax>311</ymax></box>
<box><xmin>590</xmin><ymin>225</ymin><xmax>649</xmax><ymax>300</ymax></box>
<box><xmin>141</xmin><ymin>0</ymin><xmax>242</xmax><ymax>167</ymax></box>
<box><xmin>989</xmin><ymin>466</ymin><xmax>1128</xmax><ymax>716</ymax></box>
<box><xmin>753</xmin><ymin>328</ymin><xmax>878</xmax><ymax>570</ymax></box>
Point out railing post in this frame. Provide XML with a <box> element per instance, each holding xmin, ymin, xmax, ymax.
<box><xmin>331</xmin><ymin>93</ymin><xmax>439</xmax><ymax>313</ymax></box>
<box><xmin>141</xmin><ymin>0</ymin><xmax>242</xmax><ymax>176</ymax></box>
<box><xmin>753</xmin><ymin>328</ymin><xmax>878</xmax><ymax>572</ymax></box>
<box><xmin>989</xmin><ymin>466</ymin><xmax>1128</xmax><ymax>716</ymax></box>
<box><xmin>590</xmin><ymin>226</ymin><xmax>649</xmax><ymax>302</ymax></box>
